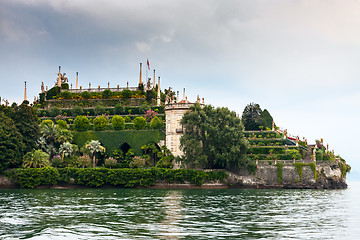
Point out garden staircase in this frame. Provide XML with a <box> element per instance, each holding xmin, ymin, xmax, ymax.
<box><xmin>303</xmin><ymin>144</ymin><xmax>315</xmax><ymax>162</ymax></box>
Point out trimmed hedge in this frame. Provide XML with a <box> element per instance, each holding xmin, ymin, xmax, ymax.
<box><xmin>244</xmin><ymin>131</ymin><xmax>283</xmax><ymax>139</ymax></box>
<box><xmin>72</xmin><ymin>130</ymin><xmax>165</xmax><ymax>155</ymax></box>
<box><xmin>7</xmin><ymin>167</ymin><xmax>227</xmax><ymax>189</ymax></box>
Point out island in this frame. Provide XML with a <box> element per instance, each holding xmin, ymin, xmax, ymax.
<box><xmin>0</xmin><ymin>64</ymin><xmax>350</xmax><ymax>189</ymax></box>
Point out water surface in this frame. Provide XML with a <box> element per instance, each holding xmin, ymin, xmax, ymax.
<box><xmin>1</xmin><ymin>183</ymin><xmax>360</xmax><ymax>239</ymax></box>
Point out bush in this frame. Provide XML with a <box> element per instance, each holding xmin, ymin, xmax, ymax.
<box><xmin>74</xmin><ymin>116</ymin><xmax>90</xmax><ymax>131</ymax></box>
<box><xmin>102</xmin><ymin>89</ymin><xmax>113</xmax><ymax>99</ymax></box>
<box><xmin>114</xmin><ymin>104</ymin><xmax>125</xmax><ymax>115</ymax></box>
<box><xmin>104</xmin><ymin>157</ymin><xmax>118</xmax><ymax>168</ymax></box>
<box><xmin>133</xmin><ymin>117</ymin><xmax>146</xmax><ymax>130</ymax></box>
<box><xmin>112</xmin><ymin>115</ymin><xmax>125</xmax><ymax>130</ymax></box>
<box><xmin>124</xmin><ymin>116</ymin><xmax>131</xmax><ymax>122</ymax></box>
<box><xmin>122</xmin><ymin>89</ymin><xmax>132</xmax><ymax>98</ymax></box>
<box><xmin>72</xmin><ymin>106</ymin><xmax>84</xmax><ymax>116</ymax></box>
<box><xmin>7</xmin><ymin>167</ymin><xmax>228</xmax><ymax>188</ymax></box>
<box><xmin>150</xmin><ymin>116</ymin><xmax>163</xmax><ymax>129</ymax></box>
<box><xmin>56</xmin><ymin>120</ymin><xmax>68</xmax><ymax>129</ymax></box>
<box><xmin>94</xmin><ymin>104</ymin><xmax>106</xmax><ymax>116</ymax></box>
<box><xmin>81</xmin><ymin>91</ymin><xmax>91</xmax><ymax>99</ymax></box>
<box><xmin>49</xmin><ymin>107</ymin><xmax>61</xmax><ymax>117</ymax></box>
<box><xmin>60</xmin><ymin>91</ymin><xmax>72</xmax><ymax>99</ymax></box>
<box><xmin>93</xmin><ymin>116</ymin><xmax>108</xmax><ymax>131</ymax></box>
<box><xmin>139</xmin><ymin>104</ymin><xmax>151</xmax><ymax>113</ymax></box>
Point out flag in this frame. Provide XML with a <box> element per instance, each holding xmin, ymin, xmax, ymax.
<box><xmin>147</xmin><ymin>59</ymin><xmax>150</xmax><ymax>70</ymax></box>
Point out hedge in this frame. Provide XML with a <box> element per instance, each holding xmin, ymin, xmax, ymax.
<box><xmin>72</xmin><ymin>130</ymin><xmax>165</xmax><ymax>155</ymax></box>
<box><xmin>244</xmin><ymin>131</ymin><xmax>283</xmax><ymax>139</ymax></box>
<box><xmin>7</xmin><ymin>167</ymin><xmax>227</xmax><ymax>189</ymax></box>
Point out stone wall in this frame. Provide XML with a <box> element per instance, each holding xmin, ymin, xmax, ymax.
<box><xmin>226</xmin><ymin>162</ymin><xmax>347</xmax><ymax>189</ymax></box>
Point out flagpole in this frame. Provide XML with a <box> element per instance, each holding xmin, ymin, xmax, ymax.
<box><xmin>146</xmin><ymin>58</ymin><xmax>148</xmax><ymax>90</ymax></box>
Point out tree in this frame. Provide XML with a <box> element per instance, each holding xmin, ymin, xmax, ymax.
<box><xmin>112</xmin><ymin>115</ymin><xmax>125</xmax><ymax>130</ymax></box>
<box><xmin>93</xmin><ymin>116</ymin><xmax>108</xmax><ymax>131</ymax></box>
<box><xmin>23</xmin><ymin>149</ymin><xmax>50</xmax><ymax>168</ymax></box>
<box><xmin>133</xmin><ymin>117</ymin><xmax>146</xmax><ymax>130</ymax></box>
<box><xmin>260</xmin><ymin>109</ymin><xmax>274</xmax><ymax>130</ymax></box>
<box><xmin>241</xmin><ymin>103</ymin><xmax>263</xmax><ymax>131</ymax></box>
<box><xmin>59</xmin><ymin>142</ymin><xmax>73</xmax><ymax>158</ymax></box>
<box><xmin>0</xmin><ymin>112</ymin><xmax>25</xmax><ymax>173</ymax></box>
<box><xmin>102</xmin><ymin>89</ymin><xmax>113</xmax><ymax>99</ymax></box>
<box><xmin>150</xmin><ymin>116</ymin><xmax>163</xmax><ymax>129</ymax></box>
<box><xmin>40</xmin><ymin>123</ymin><xmax>60</xmax><ymax>146</ymax></box>
<box><xmin>85</xmin><ymin>140</ymin><xmax>106</xmax><ymax>167</ymax></box>
<box><xmin>12</xmin><ymin>103</ymin><xmax>40</xmax><ymax>154</ymax></box>
<box><xmin>74</xmin><ymin>116</ymin><xmax>90</xmax><ymax>131</ymax></box>
<box><xmin>180</xmin><ymin>103</ymin><xmax>249</xmax><ymax>170</ymax></box>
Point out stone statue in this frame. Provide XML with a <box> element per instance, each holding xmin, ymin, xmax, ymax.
<box><xmin>41</xmin><ymin>82</ymin><xmax>45</xmax><ymax>93</ymax></box>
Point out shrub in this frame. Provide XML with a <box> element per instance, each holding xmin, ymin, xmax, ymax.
<box><xmin>150</xmin><ymin>116</ymin><xmax>163</xmax><ymax>129</ymax></box>
<box><xmin>104</xmin><ymin>157</ymin><xmax>118</xmax><ymax>168</ymax></box>
<box><xmin>78</xmin><ymin>155</ymin><xmax>92</xmax><ymax>168</ymax></box>
<box><xmin>56</xmin><ymin>120</ymin><xmax>68</xmax><ymax>129</ymax></box>
<box><xmin>93</xmin><ymin>116</ymin><xmax>108</xmax><ymax>131</ymax></box>
<box><xmin>73</xmin><ymin>106</ymin><xmax>84</xmax><ymax>116</ymax></box>
<box><xmin>74</xmin><ymin>116</ymin><xmax>90</xmax><ymax>131</ymax></box>
<box><xmin>139</xmin><ymin>104</ymin><xmax>151</xmax><ymax>113</ymax></box>
<box><xmin>112</xmin><ymin>115</ymin><xmax>125</xmax><ymax>130</ymax></box>
<box><xmin>94</xmin><ymin>104</ymin><xmax>106</xmax><ymax>115</ymax></box>
<box><xmin>23</xmin><ymin>150</ymin><xmax>50</xmax><ymax>168</ymax></box>
<box><xmin>114</xmin><ymin>104</ymin><xmax>125</xmax><ymax>115</ymax></box>
<box><xmin>122</xmin><ymin>89</ymin><xmax>132</xmax><ymax>98</ymax></box>
<box><xmin>144</xmin><ymin>109</ymin><xmax>158</xmax><ymax>121</ymax></box>
<box><xmin>102</xmin><ymin>89</ymin><xmax>113</xmax><ymax>99</ymax></box>
<box><xmin>81</xmin><ymin>91</ymin><xmax>91</xmax><ymax>99</ymax></box>
<box><xmin>133</xmin><ymin>117</ymin><xmax>146</xmax><ymax>130</ymax></box>
<box><xmin>124</xmin><ymin>116</ymin><xmax>131</xmax><ymax>122</ymax></box>
<box><xmin>40</xmin><ymin>119</ymin><xmax>54</xmax><ymax>129</ymax></box>
<box><xmin>60</xmin><ymin>91</ymin><xmax>72</xmax><ymax>99</ymax></box>
<box><xmin>49</xmin><ymin>107</ymin><xmax>61</xmax><ymax>117</ymax></box>
<box><xmin>51</xmin><ymin>155</ymin><xmax>65</xmax><ymax>168</ymax></box>
<box><xmin>130</xmin><ymin>156</ymin><xmax>146</xmax><ymax>168</ymax></box>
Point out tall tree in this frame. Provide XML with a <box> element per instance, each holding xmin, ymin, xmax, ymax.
<box><xmin>180</xmin><ymin>103</ymin><xmax>249</xmax><ymax>170</ymax></box>
<box><xmin>260</xmin><ymin>109</ymin><xmax>274</xmax><ymax>129</ymax></box>
<box><xmin>12</xmin><ymin>103</ymin><xmax>40</xmax><ymax>154</ymax></box>
<box><xmin>0</xmin><ymin>112</ymin><xmax>25</xmax><ymax>172</ymax></box>
<box><xmin>241</xmin><ymin>103</ymin><xmax>263</xmax><ymax>131</ymax></box>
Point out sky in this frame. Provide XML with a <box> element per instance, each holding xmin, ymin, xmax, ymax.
<box><xmin>1</xmin><ymin>0</ymin><xmax>360</xmax><ymax>179</ymax></box>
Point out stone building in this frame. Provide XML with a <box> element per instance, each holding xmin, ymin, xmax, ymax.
<box><xmin>165</xmin><ymin>90</ymin><xmax>204</xmax><ymax>167</ymax></box>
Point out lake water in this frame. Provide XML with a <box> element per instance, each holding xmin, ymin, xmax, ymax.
<box><xmin>1</xmin><ymin>182</ymin><xmax>360</xmax><ymax>239</ymax></box>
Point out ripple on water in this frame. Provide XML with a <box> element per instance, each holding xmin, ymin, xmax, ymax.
<box><xmin>0</xmin><ymin>185</ymin><xmax>360</xmax><ymax>239</ymax></box>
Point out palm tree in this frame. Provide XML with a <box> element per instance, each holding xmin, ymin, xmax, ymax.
<box><xmin>41</xmin><ymin>124</ymin><xmax>60</xmax><ymax>146</ymax></box>
<box><xmin>23</xmin><ymin>150</ymin><xmax>50</xmax><ymax>168</ymax></box>
<box><xmin>85</xmin><ymin>140</ymin><xmax>106</xmax><ymax>168</ymax></box>
<box><xmin>59</xmin><ymin>142</ymin><xmax>73</xmax><ymax>158</ymax></box>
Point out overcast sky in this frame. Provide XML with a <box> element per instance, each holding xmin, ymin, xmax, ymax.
<box><xmin>1</xmin><ymin>0</ymin><xmax>360</xmax><ymax>179</ymax></box>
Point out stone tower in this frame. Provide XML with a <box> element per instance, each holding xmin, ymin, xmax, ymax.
<box><xmin>165</xmin><ymin>90</ymin><xmax>204</xmax><ymax>168</ymax></box>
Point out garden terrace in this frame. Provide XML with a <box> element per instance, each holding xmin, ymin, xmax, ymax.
<box><xmin>244</xmin><ymin>131</ymin><xmax>283</xmax><ymax>139</ymax></box>
<box><xmin>40</xmin><ymin>98</ymin><xmax>146</xmax><ymax>109</ymax></box>
<box><xmin>248</xmin><ymin>139</ymin><xmax>287</xmax><ymax>146</ymax></box>
<box><xmin>36</xmin><ymin>105</ymin><xmax>165</xmax><ymax>118</ymax></box>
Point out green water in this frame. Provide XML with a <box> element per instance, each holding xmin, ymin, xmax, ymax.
<box><xmin>1</xmin><ymin>183</ymin><xmax>360</xmax><ymax>239</ymax></box>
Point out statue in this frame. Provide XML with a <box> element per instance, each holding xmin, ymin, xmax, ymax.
<box><xmin>41</xmin><ymin>82</ymin><xmax>45</xmax><ymax>93</ymax></box>
<box><xmin>147</xmin><ymin>78</ymin><xmax>151</xmax><ymax>90</ymax></box>
<box><xmin>56</xmin><ymin>72</ymin><xmax>68</xmax><ymax>86</ymax></box>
